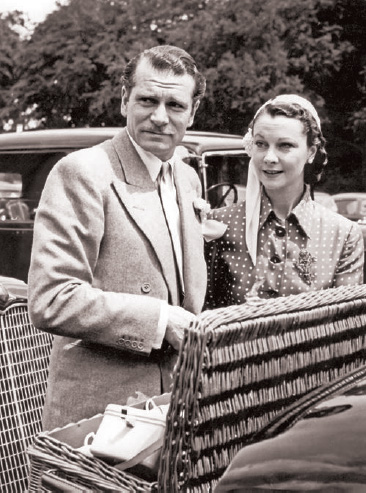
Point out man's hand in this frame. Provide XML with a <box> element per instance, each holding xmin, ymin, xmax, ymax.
<box><xmin>165</xmin><ymin>306</ymin><xmax>196</xmax><ymax>351</ymax></box>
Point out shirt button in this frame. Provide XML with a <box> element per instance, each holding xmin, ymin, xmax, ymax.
<box><xmin>275</xmin><ymin>226</ymin><xmax>286</xmax><ymax>237</ymax></box>
<box><xmin>270</xmin><ymin>254</ymin><xmax>281</xmax><ymax>264</ymax></box>
<box><xmin>141</xmin><ymin>282</ymin><xmax>151</xmax><ymax>293</ymax></box>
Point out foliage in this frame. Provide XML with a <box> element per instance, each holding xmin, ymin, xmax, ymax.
<box><xmin>0</xmin><ymin>0</ymin><xmax>365</xmax><ymax>189</ymax></box>
<box><xmin>0</xmin><ymin>12</ymin><xmax>24</xmax><ymax>130</ymax></box>
<box><xmin>3</xmin><ymin>0</ymin><xmax>164</xmax><ymax>128</ymax></box>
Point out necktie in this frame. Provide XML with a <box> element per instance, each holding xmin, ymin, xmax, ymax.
<box><xmin>157</xmin><ymin>162</ymin><xmax>184</xmax><ymax>292</ymax></box>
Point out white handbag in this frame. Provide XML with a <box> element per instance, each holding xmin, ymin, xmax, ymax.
<box><xmin>89</xmin><ymin>399</ymin><xmax>169</xmax><ymax>476</ymax></box>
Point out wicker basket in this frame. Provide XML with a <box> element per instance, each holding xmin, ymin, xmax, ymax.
<box><xmin>28</xmin><ymin>397</ymin><xmax>170</xmax><ymax>492</ymax></box>
<box><xmin>1</xmin><ymin>285</ymin><xmax>53</xmax><ymax>492</ymax></box>
<box><xmin>28</xmin><ymin>415</ymin><xmax>155</xmax><ymax>492</ymax></box>
<box><xmin>27</xmin><ymin>285</ymin><xmax>366</xmax><ymax>492</ymax></box>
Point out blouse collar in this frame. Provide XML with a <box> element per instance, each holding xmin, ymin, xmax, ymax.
<box><xmin>258</xmin><ymin>185</ymin><xmax>314</xmax><ymax>238</ymax></box>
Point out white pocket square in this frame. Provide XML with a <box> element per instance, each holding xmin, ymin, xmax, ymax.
<box><xmin>202</xmin><ymin>219</ymin><xmax>227</xmax><ymax>242</ymax></box>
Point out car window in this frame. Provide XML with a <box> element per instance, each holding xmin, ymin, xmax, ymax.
<box><xmin>335</xmin><ymin>199</ymin><xmax>360</xmax><ymax>218</ymax></box>
<box><xmin>313</xmin><ymin>191</ymin><xmax>338</xmax><ymax>213</ymax></box>
<box><xmin>0</xmin><ymin>172</ymin><xmax>22</xmax><ymax>198</ymax></box>
<box><xmin>204</xmin><ymin>152</ymin><xmax>249</xmax><ymax>207</ymax></box>
<box><xmin>0</xmin><ymin>152</ymin><xmax>66</xmax><ymax>224</ymax></box>
<box><xmin>176</xmin><ymin>144</ymin><xmax>202</xmax><ymax>178</ymax></box>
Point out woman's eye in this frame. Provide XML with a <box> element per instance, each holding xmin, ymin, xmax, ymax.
<box><xmin>279</xmin><ymin>143</ymin><xmax>293</xmax><ymax>149</ymax></box>
<box><xmin>254</xmin><ymin>141</ymin><xmax>267</xmax><ymax>149</ymax></box>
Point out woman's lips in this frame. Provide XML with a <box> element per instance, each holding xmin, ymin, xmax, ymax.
<box><xmin>263</xmin><ymin>170</ymin><xmax>282</xmax><ymax>175</ymax></box>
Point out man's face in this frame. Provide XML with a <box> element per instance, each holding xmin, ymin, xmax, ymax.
<box><xmin>121</xmin><ymin>58</ymin><xmax>199</xmax><ymax>161</ymax></box>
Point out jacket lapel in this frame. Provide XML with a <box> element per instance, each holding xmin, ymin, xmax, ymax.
<box><xmin>107</xmin><ymin>130</ymin><xmax>180</xmax><ymax>305</ymax></box>
<box><xmin>174</xmin><ymin>162</ymin><xmax>207</xmax><ymax>313</ymax></box>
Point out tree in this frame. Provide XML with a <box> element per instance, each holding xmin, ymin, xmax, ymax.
<box><xmin>160</xmin><ymin>0</ymin><xmax>352</xmax><ymax>134</ymax></box>
<box><xmin>329</xmin><ymin>0</ymin><xmax>366</xmax><ymax>190</ymax></box>
<box><xmin>0</xmin><ymin>12</ymin><xmax>25</xmax><ymax>131</ymax></box>
<box><xmin>162</xmin><ymin>0</ymin><xmax>305</xmax><ymax>132</ymax></box>
<box><xmin>6</xmin><ymin>0</ymin><xmax>166</xmax><ymax>128</ymax></box>
<box><xmin>2</xmin><ymin>0</ymin><xmax>365</xmax><ymax>191</ymax></box>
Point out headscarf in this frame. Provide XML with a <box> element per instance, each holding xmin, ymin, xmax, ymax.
<box><xmin>243</xmin><ymin>94</ymin><xmax>321</xmax><ymax>265</ymax></box>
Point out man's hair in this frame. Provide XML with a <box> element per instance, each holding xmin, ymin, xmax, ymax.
<box><xmin>121</xmin><ymin>45</ymin><xmax>206</xmax><ymax>104</ymax></box>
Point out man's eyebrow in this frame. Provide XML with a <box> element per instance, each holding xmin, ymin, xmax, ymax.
<box><xmin>135</xmin><ymin>90</ymin><xmax>156</xmax><ymax>97</ymax></box>
<box><xmin>168</xmin><ymin>97</ymin><xmax>187</xmax><ymax>105</ymax></box>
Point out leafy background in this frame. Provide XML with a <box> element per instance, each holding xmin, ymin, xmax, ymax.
<box><xmin>0</xmin><ymin>0</ymin><xmax>365</xmax><ymax>193</ymax></box>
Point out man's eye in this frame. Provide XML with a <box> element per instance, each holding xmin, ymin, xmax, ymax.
<box><xmin>140</xmin><ymin>98</ymin><xmax>156</xmax><ymax>105</ymax></box>
<box><xmin>169</xmin><ymin>102</ymin><xmax>184</xmax><ymax>110</ymax></box>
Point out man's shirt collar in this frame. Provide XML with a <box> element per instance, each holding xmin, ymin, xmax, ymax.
<box><xmin>127</xmin><ymin>130</ymin><xmax>175</xmax><ymax>183</ymax></box>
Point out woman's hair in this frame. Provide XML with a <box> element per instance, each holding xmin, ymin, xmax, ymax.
<box><xmin>253</xmin><ymin>101</ymin><xmax>328</xmax><ymax>187</ymax></box>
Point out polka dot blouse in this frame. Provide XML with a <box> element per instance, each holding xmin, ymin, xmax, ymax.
<box><xmin>205</xmin><ymin>186</ymin><xmax>364</xmax><ymax>309</ymax></box>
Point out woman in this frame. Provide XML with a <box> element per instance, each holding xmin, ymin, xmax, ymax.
<box><xmin>205</xmin><ymin>94</ymin><xmax>364</xmax><ymax>308</ymax></box>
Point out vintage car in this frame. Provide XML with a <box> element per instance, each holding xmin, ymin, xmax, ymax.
<box><xmin>333</xmin><ymin>192</ymin><xmax>366</xmax><ymax>222</ymax></box>
<box><xmin>313</xmin><ymin>190</ymin><xmax>338</xmax><ymax>213</ymax></box>
<box><xmin>0</xmin><ymin>128</ymin><xmax>361</xmax><ymax>282</ymax></box>
<box><xmin>215</xmin><ymin>368</ymin><xmax>366</xmax><ymax>492</ymax></box>
<box><xmin>0</xmin><ymin>128</ymin><xmax>248</xmax><ymax>282</ymax></box>
<box><xmin>333</xmin><ymin>192</ymin><xmax>366</xmax><ymax>245</ymax></box>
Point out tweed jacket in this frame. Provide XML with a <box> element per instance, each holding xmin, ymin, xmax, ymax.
<box><xmin>28</xmin><ymin>128</ymin><xmax>207</xmax><ymax>430</ymax></box>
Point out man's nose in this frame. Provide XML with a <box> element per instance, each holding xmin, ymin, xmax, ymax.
<box><xmin>264</xmin><ymin>147</ymin><xmax>278</xmax><ymax>164</ymax></box>
<box><xmin>150</xmin><ymin>104</ymin><xmax>169</xmax><ymax>126</ymax></box>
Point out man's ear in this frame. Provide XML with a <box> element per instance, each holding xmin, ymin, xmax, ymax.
<box><xmin>121</xmin><ymin>86</ymin><xmax>129</xmax><ymax>118</ymax></box>
<box><xmin>188</xmin><ymin>100</ymin><xmax>200</xmax><ymax>127</ymax></box>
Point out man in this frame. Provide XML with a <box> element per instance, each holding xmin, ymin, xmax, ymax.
<box><xmin>28</xmin><ymin>45</ymin><xmax>207</xmax><ymax>430</ymax></box>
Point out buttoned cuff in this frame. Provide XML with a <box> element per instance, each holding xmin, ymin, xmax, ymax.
<box><xmin>152</xmin><ymin>300</ymin><xmax>168</xmax><ymax>349</ymax></box>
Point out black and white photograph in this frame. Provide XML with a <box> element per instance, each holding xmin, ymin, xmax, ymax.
<box><xmin>1</xmin><ymin>1</ymin><xmax>366</xmax><ymax>491</ymax></box>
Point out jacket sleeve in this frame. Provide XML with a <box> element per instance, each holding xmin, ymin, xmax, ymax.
<box><xmin>28</xmin><ymin>150</ymin><xmax>162</xmax><ymax>356</ymax></box>
<box><xmin>334</xmin><ymin>221</ymin><xmax>365</xmax><ymax>286</ymax></box>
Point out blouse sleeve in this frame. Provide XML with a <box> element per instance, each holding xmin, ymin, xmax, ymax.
<box><xmin>333</xmin><ymin>222</ymin><xmax>364</xmax><ymax>286</ymax></box>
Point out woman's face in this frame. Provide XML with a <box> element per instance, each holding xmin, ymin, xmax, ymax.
<box><xmin>252</xmin><ymin>113</ymin><xmax>316</xmax><ymax>198</ymax></box>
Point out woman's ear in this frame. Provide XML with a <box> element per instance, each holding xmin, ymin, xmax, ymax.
<box><xmin>308</xmin><ymin>145</ymin><xmax>317</xmax><ymax>163</ymax></box>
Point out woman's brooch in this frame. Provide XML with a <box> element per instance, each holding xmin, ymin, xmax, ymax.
<box><xmin>293</xmin><ymin>249</ymin><xmax>316</xmax><ymax>285</ymax></box>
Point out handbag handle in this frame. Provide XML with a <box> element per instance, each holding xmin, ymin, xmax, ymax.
<box><xmin>115</xmin><ymin>433</ymin><xmax>164</xmax><ymax>472</ymax></box>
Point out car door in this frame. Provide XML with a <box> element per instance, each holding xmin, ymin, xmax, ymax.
<box><xmin>201</xmin><ymin>150</ymin><xmax>250</xmax><ymax>208</ymax></box>
<box><xmin>0</xmin><ymin>151</ymin><xmax>67</xmax><ymax>282</ymax></box>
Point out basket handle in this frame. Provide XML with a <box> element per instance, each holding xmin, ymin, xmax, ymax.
<box><xmin>41</xmin><ymin>469</ymin><xmax>86</xmax><ymax>492</ymax></box>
